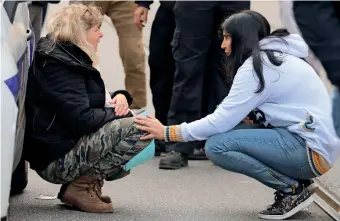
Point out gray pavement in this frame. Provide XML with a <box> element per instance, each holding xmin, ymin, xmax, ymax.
<box><xmin>318</xmin><ymin>159</ymin><xmax>340</xmax><ymax>198</ymax></box>
<box><xmin>8</xmin><ymin>158</ymin><xmax>332</xmax><ymax>221</ymax></box>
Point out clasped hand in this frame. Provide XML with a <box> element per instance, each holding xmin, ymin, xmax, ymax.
<box><xmin>109</xmin><ymin>94</ymin><xmax>130</xmax><ymax>116</ymax></box>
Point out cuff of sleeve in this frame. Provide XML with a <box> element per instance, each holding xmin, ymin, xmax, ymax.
<box><xmin>110</xmin><ymin>90</ymin><xmax>133</xmax><ymax>106</ymax></box>
<box><xmin>164</xmin><ymin>125</ymin><xmax>184</xmax><ymax>142</ymax></box>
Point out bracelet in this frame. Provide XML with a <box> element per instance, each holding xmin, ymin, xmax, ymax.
<box><xmin>164</xmin><ymin>125</ymin><xmax>183</xmax><ymax>142</ymax></box>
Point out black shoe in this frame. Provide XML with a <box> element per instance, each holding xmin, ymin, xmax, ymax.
<box><xmin>155</xmin><ymin>140</ymin><xmax>166</xmax><ymax>157</ymax></box>
<box><xmin>258</xmin><ymin>185</ymin><xmax>313</xmax><ymax>220</ymax></box>
<box><xmin>188</xmin><ymin>148</ymin><xmax>208</xmax><ymax>160</ymax></box>
<box><xmin>159</xmin><ymin>151</ymin><xmax>188</xmax><ymax>170</ymax></box>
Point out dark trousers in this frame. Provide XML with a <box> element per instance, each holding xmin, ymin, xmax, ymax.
<box><xmin>293</xmin><ymin>1</ymin><xmax>340</xmax><ymax>88</ymax></box>
<box><xmin>167</xmin><ymin>1</ymin><xmax>250</xmax><ymax>154</ymax></box>
<box><xmin>149</xmin><ymin>4</ymin><xmax>176</xmax><ymax>152</ymax></box>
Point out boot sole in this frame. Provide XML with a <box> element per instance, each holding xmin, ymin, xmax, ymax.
<box><xmin>60</xmin><ymin>197</ymin><xmax>114</xmax><ymax>213</ymax></box>
<box><xmin>188</xmin><ymin>155</ymin><xmax>208</xmax><ymax>160</ymax></box>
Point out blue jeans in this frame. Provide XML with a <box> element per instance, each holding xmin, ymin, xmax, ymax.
<box><xmin>205</xmin><ymin>127</ymin><xmax>316</xmax><ymax>193</ymax></box>
<box><xmin>333</xmin><ymin>87</ymin><xmax>340</xmax><ymax>137</ymax></box>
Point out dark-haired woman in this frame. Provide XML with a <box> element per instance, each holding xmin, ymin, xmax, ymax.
<box><xmin>134</xmin><ymin>10</ymin><xmax>340</xmax><ymax>220</ymax></box>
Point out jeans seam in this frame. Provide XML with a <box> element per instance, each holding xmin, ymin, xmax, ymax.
<box><xmin>300</xmin><ymin>163</ymin><xmax>313</xmax><ymax>179</ymax></box>
<box><xmin>268</xmin><ymin>169</ymin><xmax>297</xmax><ymax>191</ymax></box>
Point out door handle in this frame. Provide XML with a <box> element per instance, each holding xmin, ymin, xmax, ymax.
<box><xmin>26</xmin><ymin>28</ymin><xmax>33</xmax><ymax>41</ymax></box>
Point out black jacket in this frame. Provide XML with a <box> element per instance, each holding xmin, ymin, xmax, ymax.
<box><xmin>24</xmin><ymin>37</ymin><xmax>133</xmax><ymax>171</ymax></box>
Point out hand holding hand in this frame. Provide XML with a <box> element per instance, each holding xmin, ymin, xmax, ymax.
<box><xmin>243</xmin><ymin>116</ymin><xmax>253</xmax><ymax>124</ymax></box>
<box><xmin>135</xmin><ymin>115</ymin><xmax>165</xmax><ymax>140</ymax></box>
<box><xmin>109</xmin><ymin>94</ymin><xmax>129</xmax><ymax>116</ymax></box>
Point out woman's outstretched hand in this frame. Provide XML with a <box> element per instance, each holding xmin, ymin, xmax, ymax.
<box><xmin>135</xmin><ymin>115</ymin><xmax>165</xmax><ymax>140</ymax></box>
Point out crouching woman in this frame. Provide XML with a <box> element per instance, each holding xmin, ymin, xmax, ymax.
<box><xmin>135</xmin><ymin>10</ymin><xmax>340</xmax><ymax>220</ymax></box>
<box><xmin>23</xmin><ymin>4</ymin><xmax>151</xmax><ymax>213</ymax></box>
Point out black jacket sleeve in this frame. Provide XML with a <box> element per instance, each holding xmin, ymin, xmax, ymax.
<box><xmin>41</xmin><ymin>60</ymin><xmax>117</xmax><ymax>136</ymax></box>
<box><xmin>135</xmin><ymin>1</ymin><xmax>153</xmax><ymax>9</ymax></box>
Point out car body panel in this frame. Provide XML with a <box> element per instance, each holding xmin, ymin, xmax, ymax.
<box><xmin>1</xmin><ymin>1</ymin><xmax>32</xmax><ymax>219</ymax></box>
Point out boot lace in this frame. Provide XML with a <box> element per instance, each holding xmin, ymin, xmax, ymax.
<box><xmin>85</xmin><ymin>180</ymin><xmax>99</xmax><ymax>198</ymax></box>
<box><xmin>269</xmin><ymin>191</ymin><xmax>285</xmax><ymax>210</ymax></box>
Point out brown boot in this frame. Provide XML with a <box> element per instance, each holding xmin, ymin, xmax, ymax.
<box><xmin>59</xmin><ymin>176</ymin><xmax>113</xmax><ymax>213</ymax></box>
<box><xmin>96</xmin><ymin>180</ymin><xmax>112</xmax><ymax>204</ymax></box>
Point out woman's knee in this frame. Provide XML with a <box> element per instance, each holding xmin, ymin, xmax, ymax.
<box><xmin>205</xmin><ymin>133</ymin><xmax>233</xmax><ymax>159</ymax></box>
<box><xmin>205</xmin><ymin>130</ymin><xmax>244</xmax><ymax>160</ymax></box>
<box><xmin>117</xmin><ymin>117</ymin><xmax>152</xmax><ymax>148</ymax></box>
<box><xmin>103</xmin><ymin>117</ymin><xmax>152</xmax><ymax>152</ymax></box>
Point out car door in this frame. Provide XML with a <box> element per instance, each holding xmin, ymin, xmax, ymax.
<box><xmin>1</xmin><ymin>1</ymin><xmax>32</xmax><ymax>219</ymax></box>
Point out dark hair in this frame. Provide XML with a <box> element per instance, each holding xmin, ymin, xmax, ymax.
<box><xmin>221</xmin><ymin>10</ymin><xmax>289</xmax><ymax>93</ymax></box>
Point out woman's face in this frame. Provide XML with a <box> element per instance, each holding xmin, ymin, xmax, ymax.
<box><xmin>221</xmin><ymin>32</ymin><xmax>232</xmax><ymax>56</ymax></box>
<box><xmin>87</xmin><ymin>24</ymin><xmax>103</xmax><ymax>51</ymax></box>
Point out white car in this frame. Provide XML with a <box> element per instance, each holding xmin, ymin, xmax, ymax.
<box><xmin>1</xmin><ymin>1</ymin><xmax>33</xmax><ymax>220</ymax></box>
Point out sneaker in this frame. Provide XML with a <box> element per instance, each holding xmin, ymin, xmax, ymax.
<box><xmin>159</xmin><ymin>151</ymin><xmax>188</xmax><ymax>170</ymax></box>
<box><xmin>258</xmin><ymin>186</ymin><xmax>314</xmax><ymax>220</ymax></box>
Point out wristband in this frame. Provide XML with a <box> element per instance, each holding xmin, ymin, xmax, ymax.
<box><xmin>164</xmin><ymin>125</ymin><xmax>183</xmax><ymax>142</ymax></box>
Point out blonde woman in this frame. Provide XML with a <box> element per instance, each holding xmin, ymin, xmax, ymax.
<box><xmin>23</xmin><ymin>4</ymin><xmax>151</xmax><ymax>213</ymax></box>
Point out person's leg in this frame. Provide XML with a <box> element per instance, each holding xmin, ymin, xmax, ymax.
<box><xmin>279</xmin><ymin>0</ymin><xmax>323</xmax><ymax>75</ymax></box>
<box><xmin>108</xmin><ymin>1</ymin><xmax>146</xmax><ymax>109</ymax></box>
<box><xmin>149</xmin><ymin>5</ymin><xmax>176</xmax><ymax>155</ymax></box>
<box><xmin>187</xmin><ymin>1</ymin><xmax>250</xmax><ymax>161</ymax></box>
<box><xmin>293</xmin><ymin>1</ymin><xmax>340</xmax><ymax>88</ymax></box>
<box><xmin>294</xmin><ymin>1</ymin><xmax>340</xmax><ymax>141</ymax></box>
<box><xmin>42</xmin><ymin>4</ymin><xmax>48</xmax><ymax>26</ymax></box>
<box><xmin>205</xmin><ymin>128</ymin><xmax>322</xmax><ymax>220</ymax></box>
<box><xmin>39</xmin><ymin>117</ymin><xmax>151</xmax><ymax>183</ymax></box>
<box><xmin>161</xmin><ymin>1</ymin><xmax>217</xmax><ymax>169</ymax></box>
<box><xmin>28</xmin><ymin>4</ymin><xmax>43</xmax><ymax>46</ymax></box>
<box><xmin>38</xmin><ymin>117</ymin><xmax>152</xmax><ymax>212</ymax></box>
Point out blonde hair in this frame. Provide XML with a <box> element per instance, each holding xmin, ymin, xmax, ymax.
<box><xmin>46</xmin><ymin>4</ymin><xmax>103</xmax><ymax>61</ymax></box>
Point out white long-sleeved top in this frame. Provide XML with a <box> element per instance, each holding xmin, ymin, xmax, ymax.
<box><xmin>179</xmin><ymin>34</ymin><xmax>340</xmax><ymax>165</ymax></box>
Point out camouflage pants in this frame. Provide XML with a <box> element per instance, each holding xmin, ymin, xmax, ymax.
<box><xmin>38</xmin><ymin>117</ymin><xmax>151</xmax><ymax>184</ymax></box>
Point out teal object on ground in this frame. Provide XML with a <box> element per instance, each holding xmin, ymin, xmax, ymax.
<box><xmin>123</xmin><ymin>111</ymin><xmax>155</xmax><ymax>171</ymax></box>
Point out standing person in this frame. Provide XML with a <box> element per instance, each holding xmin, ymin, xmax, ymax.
<box><xmin>279</xmin><ymin>0</ymin><xmax>324</xmax><ymax>75</ymax></box>
<box><xmin>24</xmin><ymin>4</ymin><xmax>152</xmax><ymax>213</ymax></box>
<box><xmin>29</xmin><ymin>1</ymin><xmax>60</xmax><ymax>45</ymax></box>
<box><xmin>161</xmin><ymin>1</ymin><xmax>250</xmax><ymax>169</ymax></box>
<box><xmin>135</xmin><ymin>10</ymin><xmax>340</xmax><ymax>220</ymax></box>
<box><xmin>134</xmin><ymin>1</ymin><xmax>176</xmax><ymax>156</ymax></box>
<box><xmin>73</xmin><ymin>1</ymin><xmax>147</xmax><ymax>110</ymax></box>
<box><xmin>293</xmin><ymin>1</ymin><xmax>340</xmax><ymax>137</ymax></box>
